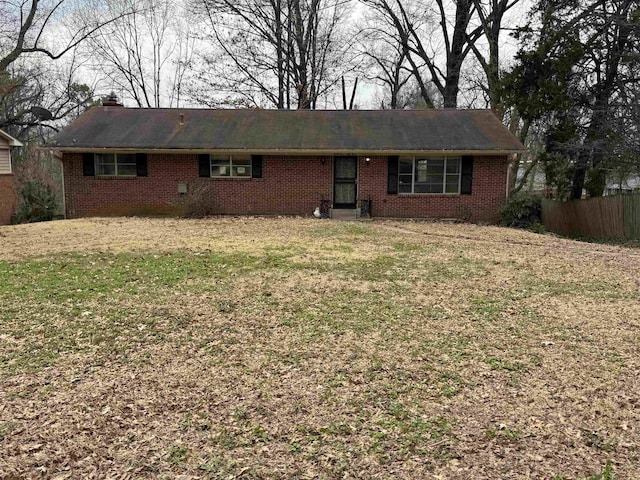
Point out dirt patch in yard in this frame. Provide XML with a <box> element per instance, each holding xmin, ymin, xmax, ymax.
<box><xmin>1</xmin><ymin>217</ymin><xmax>639</xmax><ymax>479</ymax></box>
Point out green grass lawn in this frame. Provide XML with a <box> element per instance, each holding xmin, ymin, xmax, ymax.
<box><xmin>0</xmin><ymin>217</ymin><xmax>638</xmax><ymax>479</ymax></box>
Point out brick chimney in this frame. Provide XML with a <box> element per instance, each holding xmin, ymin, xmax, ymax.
<box><xmin>102</xmin><ymin>92</ymin><xmax>123</xmax><ymax>107</ymax></box>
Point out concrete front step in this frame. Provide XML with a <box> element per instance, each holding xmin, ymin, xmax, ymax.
<box><xmin>330</xmin><ymin>208</ymin><xmax>359</xmax><ymax>221</ymax></box>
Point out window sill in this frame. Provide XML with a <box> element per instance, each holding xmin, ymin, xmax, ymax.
<box><xmin>95</xmin><ymin>175</ymin><xmax>138</xmax><ymax>179</ymax></box>
<box><xmin>209</xmin><ymin>176</ymin><xmax>255</xmax><ymax>180</ymax></box>
<box><xmin>398</xmin><ymin>193</ymin><xmax>461</xmax><ymax>196</ymax></box>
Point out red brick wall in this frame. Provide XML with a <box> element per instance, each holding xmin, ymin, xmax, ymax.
<box><xmin>0</xmin><ymin>174</ymin><xmax>16</xmax><ymax>225</ymax></box>
<box><xmin>62</xmin><ymin>153</ymin><xmax>509</xmax><ymax>222</ymax></box>
<box><xmin>62</xmin><ymin>153</ymin><xmax>333</xmax><ymax>218</ymax></box>
<box><xmin>357</xmin><ymin>155</ymin><xmax>509</xmax><ymax>223</ymax></box>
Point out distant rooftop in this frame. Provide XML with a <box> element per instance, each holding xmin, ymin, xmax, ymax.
<box><xmin>0</xmin><ymin>129</ymin><xmax>23</xmax><ymax>147</ymax></box>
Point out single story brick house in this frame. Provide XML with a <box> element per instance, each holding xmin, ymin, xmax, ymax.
<box><xmin>0</xmin><ymin>129</ymin><xmax>22</xmax><ymax>225</ymax></box>
<box><xmin>49</xmin><ymin>106</ymin><xmax>525</xmax><ymax>222</ymax></box>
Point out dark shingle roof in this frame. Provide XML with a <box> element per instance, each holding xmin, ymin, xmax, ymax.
<box><xmin>50</xmin><ymin>107</ymin><xmax>525</xmax><ymax>154</ymax></box>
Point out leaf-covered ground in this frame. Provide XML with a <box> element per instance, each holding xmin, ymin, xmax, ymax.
<box><xmin>0</xmin><ymin>217</ymin><xmax>638</xmax><ymax>479</ymax></box>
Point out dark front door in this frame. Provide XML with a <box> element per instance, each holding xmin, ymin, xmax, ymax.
<box><xmin>334</xmin><ymin>156</ymin><xmax>357</xmax><ymax>208</ymax></box>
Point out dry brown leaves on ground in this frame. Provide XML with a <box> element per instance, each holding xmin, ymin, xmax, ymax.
<box><xmin>0</xmin><ymin>217</ymin><xmax>639</xmax><ymax>479</ymax></box>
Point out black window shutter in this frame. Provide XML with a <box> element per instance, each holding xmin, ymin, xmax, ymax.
<box><xmin>461</xmin><ymin>156</ymin><xmax>474</xmax><ymax>195</ymax></box>
<box><xmin>251</xmin><ymin>155</ymin><xmax>263</xmax><ymax>178</ymax></box>
<box><xmin>82</xmin><ymin>153</ymin><xmax>95</xmax><ymax>176</ymax></box>
<box><xmin>387</xmin><ymin>156</ymin><xmax>399</xmax><ymax>194</ymax></box>
<box><xmin>198</xmin><ymin>154</ymin><xmax>210</xmax><ymax>177</ymax></box>
<box><xmin>136</xmin><ymin>153</ymin><xmax>148</xmax><ymax>177</ymax></box>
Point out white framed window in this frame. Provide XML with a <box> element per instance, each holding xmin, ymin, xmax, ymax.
<box><xmin>95</xmin><ymin>153</ymin><xmax>137</xmax><ymax>176</ymax></box>
<box><xmin>211</xmin><ymin>155</ymin><xmax>251</xmax><ymax>178</ymax></box>
<box><xmin>398</xmin><ymin>156</ymin><xmax>461</xmax><ymax>194</ymax></box>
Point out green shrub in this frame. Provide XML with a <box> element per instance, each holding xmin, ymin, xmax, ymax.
<box><xmin>500</xmin><ymin>192</ymin><xmax>543</xmax><ymax>230</ymax></box>
<box><xmin>528</xmin><ymin>222</ymin><xmax>546</xmax><ymax>234</ymax></box>
<box><xmin>13</xmin><ymin>180</ymin><xmax>58</xmax><ymax>224</ymax></box>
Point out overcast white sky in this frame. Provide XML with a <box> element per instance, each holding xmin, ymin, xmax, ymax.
<box><xmin>54</xmin><ymin>0</ymin><xmax>537</xmax><ymax>110</ymax></box>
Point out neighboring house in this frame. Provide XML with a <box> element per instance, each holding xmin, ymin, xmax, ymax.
<box><xmin>515</xmin><ymin>160</ymin><xmax>547</xmax><ymax>192</ymax></box>
<box><xmin>49</xmin><ymin>107</ymin><xmax>525</xmax><ymax>223</ymax></box>
<box><xmin>0</xmin><ymin>129</ymin><xmax>23</xmax><ymax>225</ymax></box>
<box><xmin>605</xmin><ymin>173</ymin><xmax>640</xmax><ymax>196</ymax></box>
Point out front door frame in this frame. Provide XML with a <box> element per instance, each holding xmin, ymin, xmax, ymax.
<box><xmin>333</xmin><ymin>156</ymin><xmax>358</xmax><ymax>209</ymax></box>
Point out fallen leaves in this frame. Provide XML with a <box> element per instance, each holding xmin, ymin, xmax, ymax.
<box><xmin>0</xmin><ymin>217</ymin><xmax>639</xmax><ymax>479</ymax></box>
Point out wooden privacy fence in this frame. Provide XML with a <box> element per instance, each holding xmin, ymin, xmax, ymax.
<box><xmin>542</xmin><ymin>193</ymin><xmax>640</xmax><ymax>240</ymax></box>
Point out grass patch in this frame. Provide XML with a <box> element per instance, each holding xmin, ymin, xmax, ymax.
<box><xmin>0</xmin><ymin>251</ymin><xmax>272</xmax><ymax>304</ymax></box>
<box><xmin>166</xmin><ymin>444</ymin><xmax>188</xmax><ymax>467</ymax></box>
<box><xmin>308</xmin><ymin>222</ymin><xmax>373</xmax><ymax>239</ymax></box>
<box><xmin>371</xmin><ymin>411</ymin><xmax>454</xmax><ymax>462</ymax></box>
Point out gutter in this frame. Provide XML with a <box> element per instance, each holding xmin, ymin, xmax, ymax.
<box><xmin>48</xmin><ymin>147</ymin><xmax>529</xmax><ymax>156</ymax></box>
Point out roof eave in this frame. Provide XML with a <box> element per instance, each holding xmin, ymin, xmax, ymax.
<box><xmin>0</xmin><ymin>129</ymin><xmax>23</xmax><ymax>147</ymax></box>
<box><xmin>51</xmin><ymin>147</ymin><xmax>527</xmax><ymax>156</ymax></box>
